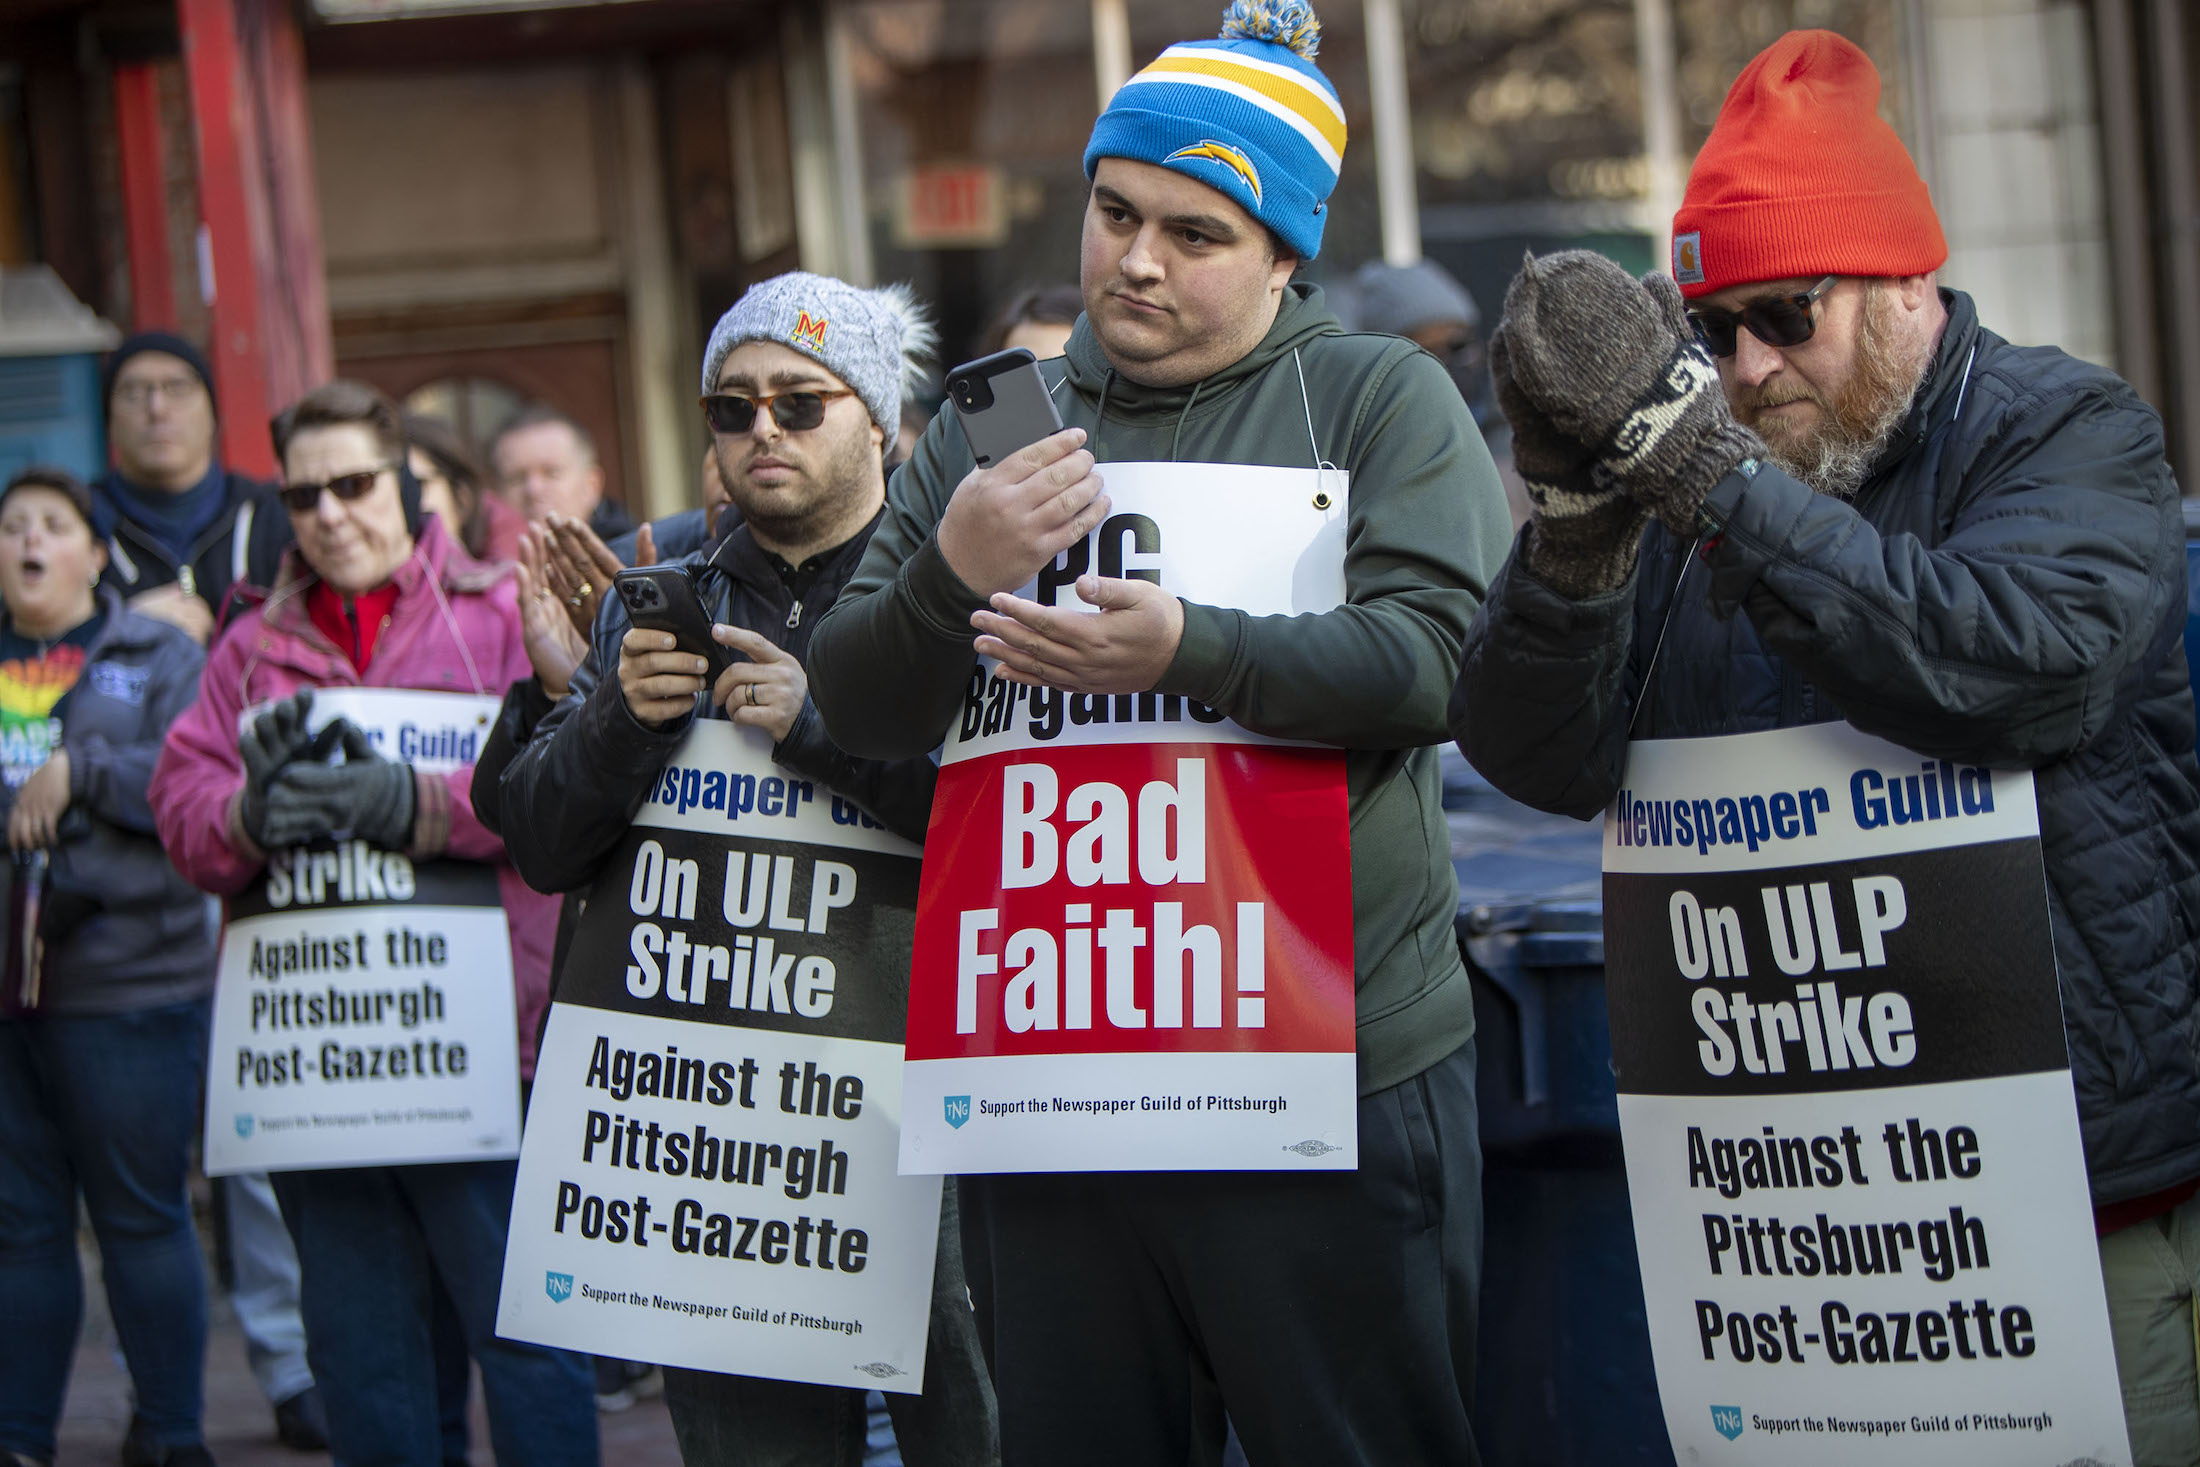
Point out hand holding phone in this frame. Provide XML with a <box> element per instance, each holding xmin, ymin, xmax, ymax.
<box><xmin>935</xmin><ymin>351</ymin><xmax>1110</xmax><ymax>598</ymax></box>
<box><xmin>613</xmin><ymin>567</ymin><xmax>734</xmax><ymax>727</ymax></box>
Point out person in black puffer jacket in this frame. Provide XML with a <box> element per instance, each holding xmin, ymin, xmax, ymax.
<box><xmin>493</xmin><ymin>274</ymin><xmax>996</xmax><ymax>1467</ymax></box>
<box><xmin>1450</xmin><ymin>31</ymin><xmax>2200</xmax><ymax>1462</ymax></box>
<box><xmin>0</xmin><ymin>467</ymin><xmax>218</xmax><ymax>1467</ymax></box>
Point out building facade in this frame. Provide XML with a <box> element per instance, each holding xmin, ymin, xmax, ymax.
<box><xmin>2</xmin><ymin>0</ymin><xmax>2194</xmax><ymax>510</ymax></box>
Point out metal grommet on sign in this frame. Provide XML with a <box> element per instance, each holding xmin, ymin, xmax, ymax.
<box><xmin>1312</xmin><ymin>490</ymin><xmax>1332</xmax><ymax>510</ymax></box>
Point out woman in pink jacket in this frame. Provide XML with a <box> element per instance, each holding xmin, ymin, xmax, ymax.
<box><xmin>149</xmin><ymin>381</ymin><xmax>596</xmax><ymax>1467</ymax></box>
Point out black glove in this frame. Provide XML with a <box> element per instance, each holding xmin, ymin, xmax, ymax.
<box><xmin>1496</xmin><ymin>250</ymin><xmax>1762</xmax><ymax>537</ymax></box>
<box><xmin>262</xmin><ymin>722</ymin><xmax>416</xmax><ymax>851</ymax></box>
<box><xmin>235</xmin><ymin>688</ymin><xmax>319</xmax><ymax>850</ymax></box>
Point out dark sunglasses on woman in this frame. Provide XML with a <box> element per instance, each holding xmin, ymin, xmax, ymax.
<box><xmin>278</xmin><ymin>466</ymin><xmax>391</xmax><ymax>514</ymax></box>
<box><xmin>699</xmin><ymin>388</ymin><xmax>858</xmax><ymax>435</ymax></box>
<box><xmin>1685</xmin><ymin>274</ymin><xmax>1839</xmax><ymax>358</ymax></box>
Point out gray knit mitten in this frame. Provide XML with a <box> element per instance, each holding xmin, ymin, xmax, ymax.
<box><xmin>1498</xmin><ymin>250</ymin><xmax>1762</xmax><ymax>534</ymax></box>
<box><xmin>1492</xmin><ymin>327</ymin><xmax>1654</xmax><ymax>597</ymax></box>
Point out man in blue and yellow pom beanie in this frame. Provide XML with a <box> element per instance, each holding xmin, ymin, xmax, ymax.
<box><xmin>1084</xmin><ymin>0</ymin><xmax>1344</xmax><ymax>260</ymax></box>
<box><xmin>809</xmin><ymin>6</ymin><xmax>1512</xmax><ymax>1462</ymax></box>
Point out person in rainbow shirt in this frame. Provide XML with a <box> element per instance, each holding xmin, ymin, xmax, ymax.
<box><xmin>0</xmin><ymin>467</ymin><xmax>222</xmax><ymax>1467</ymax></box>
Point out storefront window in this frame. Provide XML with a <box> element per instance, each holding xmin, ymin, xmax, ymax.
<box><xmin>839</xmin><ymin>0</ymin><xmax>1914</xmax><ymax>359</ymax></box>
<box><xmin>1672</xmin><ymin>0</ymin><xmax>1913</xmax><ymax>156</ymax></box>
<box><xmin>1400</xmin><ymin>0</ymin><xmax>1908</xmax><ymax>325</ymax></box>
<box><xmin>844</xmin><ymin>0</ymin><xmax>1103</xmax><ymax>366</ymax></box>
<box><xmin>1407</xmin><ymin>0</ymin><xmax>1644</xmax><ymax>212</ymax></box>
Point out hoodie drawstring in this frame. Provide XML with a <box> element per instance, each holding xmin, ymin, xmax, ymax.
<box><xmin>1087</xmin><ymin>368</ymin><xmax>1205</xmax><ymax>464</ymax></box>
<box><xmin>1168</xmin><ymin>377</ymin><xmax>1205</xmax><ymax>463</ymax></box>
<box><xmin>1093</xmin><ymin>370</ymin><xmax>1116</xmax><ymax>462</ymax></box>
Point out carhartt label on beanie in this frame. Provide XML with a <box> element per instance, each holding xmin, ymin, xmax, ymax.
<box><xmin>1670</xmin><ymin>29</ymin><xmax>1946</xmax><ymax>298</ymax></box>
<box><xmin>1083</xmin><ymin>0</ymin><xmax>1345</xmax><ymax>260</ymax></box>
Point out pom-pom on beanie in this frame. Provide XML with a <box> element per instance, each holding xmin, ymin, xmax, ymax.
<box><xmin>700</xmin><ymin>272</ymin><xmax>937</xmax><ymax>435</ymax></box>
<box><xmin>1670</xmin><ymin>30</ymin><xmax>1945</xmax><ymax>300</ymax></box>
<box><xmin>1083</xmin><ymin>1</ymin><xmax>1345</xmax><ymax>261</ymax></box>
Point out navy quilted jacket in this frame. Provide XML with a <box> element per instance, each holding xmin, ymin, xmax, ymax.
<box><xmin>1453</xmin><ymin>290</ymin><xmax>2200</xmax><ymax>1207</ymax></box>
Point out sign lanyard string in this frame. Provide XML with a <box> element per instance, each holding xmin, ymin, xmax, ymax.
<box><xmin>1290</xmin><ymin>348</ymin><xmax>1337</xmax><ymax>476</ymax></box>
<box><xmin>1626</xmin><ymin>341</ymin><xmax>1977</xmax><ymax>740</ymax></box>
<box><xmin>1627</xmin><ymin>544</ymin><xmax>1698</xmax><ymax>739</ymax></box>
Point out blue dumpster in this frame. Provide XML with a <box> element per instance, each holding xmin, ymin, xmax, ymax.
<box><xmin>0</xmin><ymin>267</ymin><xmax>119</xmax><ymax>485</ymax></box>
<box><xmin>1446</xmin><ymin>748</ymin><xmax>1673</xmax><ymax>1465</ymax></box>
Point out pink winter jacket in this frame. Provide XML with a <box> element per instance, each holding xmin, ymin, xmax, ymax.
<box><xmin>149</xmin><ymin>515</ymin><xmax>557</xmax><ymax>1078</ymax></box>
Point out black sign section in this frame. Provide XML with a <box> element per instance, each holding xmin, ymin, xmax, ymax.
<box><xmin>231</xmin><ymin>843</ymin><xmax>501</xmax><ymax>920</ymax></box>
<box><xmin>1605</xmin><ymin>839</ymin><xmax>2069</xmax><ymax>1097</ymax></box>
<box><xmin>556</xmin><ymin>825</ymin><xmax>915</xmax><ymax>1048</ymax></box>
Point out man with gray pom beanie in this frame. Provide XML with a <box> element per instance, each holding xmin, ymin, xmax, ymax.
<box><xmin>497</xmin><ymin>272</ymin><xmax>999</xmax><ymax>1466</ymax></box>
<box><xmin>1455</xmin><ymin>32</ymin><xmax>2200</xmax><ymax>1457</ymax></box>
<box><xmin>809</xmin><ymin>3</ymin><xmax>1509</xmax><ymax>1463</ymax></box>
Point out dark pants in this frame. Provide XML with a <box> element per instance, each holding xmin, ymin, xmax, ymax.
<box><xmin>663</xmin><ymin>1180</ymin><xmax>998</xmax><ymax>1467</ymax></box>
<box><xmin>0</xmin><ymin>999</ymin><xmax>212</xmax><ymax>1462</ymax></box>
<box><xmin>272</xmin><ymin>1159</ymin><xmax>598</xmax><ymax>1467</ymax></box>
<box><xmin>962</xmin><ymin>1039</ymin><xmax>1483</xmax><ymax>1467</ymax></box>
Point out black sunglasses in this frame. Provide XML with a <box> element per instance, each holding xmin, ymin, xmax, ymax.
<box><xmin>279</xmin><ymin>465</ymin><xmax>393</xmax><ymax>514</ymax></box>
<box><xmin>1685</xmin><ymin>275</ymin><xmax>1840</xmax><ymax>358</ymax></box>
<box><xmin>699</xmin><ymin>389</ymin><xmax>857</xmax><ymax>436</ymax></box>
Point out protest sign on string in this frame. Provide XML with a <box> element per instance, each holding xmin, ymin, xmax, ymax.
<box><xmin>204</xmin><ymin>687</ymin><xmax>519</xmax><ymax>1175</ymax></box>
<box><xmin>1604</xmin><ymin>721</ymin><xmax>2130</xmax><ymax>1463</ymax></box>
<box><xmin>899</xmin><ymin>461</ymin><xmax>1358</xmax><ymax>1175</ymax></box>
<box><xmin>498</xmin><ymin>720</ymin><xmax>940</xmax><ymax>1391</ymax></box>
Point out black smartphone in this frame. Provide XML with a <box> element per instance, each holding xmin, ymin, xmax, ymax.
<box><xmin>947</xmin><ymin>348</ymin><xmax>1065</xmax><ymax>468</ymax></box>
<box><xmin>612</xmin><ymin>567</ymin><xmax>735</xmax><ymax>683</ymax></box>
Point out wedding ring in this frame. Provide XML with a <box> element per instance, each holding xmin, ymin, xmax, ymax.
<box><xmin>745</xmin><ymin>683</ymin><xmax>758</xmax><ymax>706</ymax></box>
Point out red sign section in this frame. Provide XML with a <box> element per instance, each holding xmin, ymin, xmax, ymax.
<box><xmin>907</xmin><ymin>741</ymin><xmax>1355</xmax><ymax>1061</ymax></box>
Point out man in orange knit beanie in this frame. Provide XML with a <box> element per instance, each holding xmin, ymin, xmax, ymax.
<box><xmin>1455</xmin><ymin>30</ymin><xmax>2200</xmax><ymax>1461</ymax></box>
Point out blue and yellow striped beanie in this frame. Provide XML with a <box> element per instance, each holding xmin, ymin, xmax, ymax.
<box><xmin>1083</xmin><ymin>1</ymin><xmax>1345</xmax><ymax>261</ymax></box>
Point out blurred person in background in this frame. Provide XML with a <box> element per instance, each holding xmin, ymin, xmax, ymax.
<box><xmin>488</xmin><ymin>405</ymin><xmax>633</xmax><ymax>543</ymax></box>
<box><xmin>984</xmin><ymin>283</ymin><xmax>1083</xmax><ymax>361</ymax></box>
<box><xmin>148</xmin><ymin>382</ymin><xmax>598</xmax><ymax>1467</ymax></box>
<box><xmin>605</xmin><ymin>441</ymin><xmax>733</xmax><ymax>567</ymax></box>
<box><xmin>95</xmin><ymin>332</ymin><xmax>293</xmax><ymax>642</ymax></box>
<box><xmin>105</xmin><ymin>345</ymin><xmax>329</xmax><ymax>1454</ymax></box>
<box><xmin>0</xmin><ymin>468</ymin><xmax>220</xmax><ymax>1467</ymax></box>
<box><xmin>406</xmin><ymin>411</ymin><xmax>527</xmax><ymax>566</ymax></box>
<box><xmin>1353</xmin><ymin>259</ymin><xmax>1525</xmax><ymax>528</ymax></box>
<box><xmin>1354</xmin><ymin>259</ymin><xmax>1489</xmax><ymax>424</ymax></box>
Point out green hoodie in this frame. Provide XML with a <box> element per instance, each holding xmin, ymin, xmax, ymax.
<box><xmin>809</xmin><ymin>283</ymin><xmax>1512</xmax><ymax>1094</ymax></box>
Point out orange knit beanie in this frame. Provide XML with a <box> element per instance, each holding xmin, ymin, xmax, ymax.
<box><xmin>1670</xmin><ymin>30</ymin><xmax>1946</xmax><ymax>299</ymax></box>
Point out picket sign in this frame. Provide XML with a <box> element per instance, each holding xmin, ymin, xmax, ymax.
<box><xmin>1604</xmin><ymin>721</ymin><xmax>2130</xmax><ymax>1463</ymax></box>
<box><xmin>498</xmin><ymin>720</ymin><xmax>941</xmax><ymax>1392</ymax></box>
<box><xmin>204</xmin><ymin>687</ymin><xmax>518</xmax><ymax>1175</ymax></box>
<box><xmin>899</xmin><ymin>461</ymin><xmax>1359</xmax><ymax>1175</ymax></box>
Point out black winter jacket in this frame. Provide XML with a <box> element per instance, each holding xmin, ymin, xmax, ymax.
<box><xmin>97</xmin><ymin>468</ymin><xmax>293</xmax><ymax>617</ymax></box>
<box><xmin>1453</xmin><ymin>290</ymin><xmax>2200</xmax><ymax>1208</ymax></box>
<box><xmin>2</xmin><ymin>588</ymin><xmax>216</xmax><ymax>1015</ymax></box>
<box><xmin>495</xmin><ymin>511</ymin><xmax>937</xmax><ymax>897</ymax></box>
